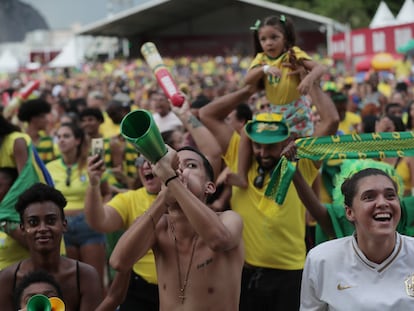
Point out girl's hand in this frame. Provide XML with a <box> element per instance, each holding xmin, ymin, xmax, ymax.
<box><xmin>265</xmin><ymin>66</ymin><xmax>282</xmax><ymax>84</ymax></box>
<box><xmin>151</xmin><ymin>145</ymin><xmax>179</xmax><ymax>181</ymax></box>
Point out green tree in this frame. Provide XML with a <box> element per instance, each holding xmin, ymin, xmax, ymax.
<box><xmin>268</xmin><ymin>0</ymin><xmax>404</xmax><ymax>29</ymax></box>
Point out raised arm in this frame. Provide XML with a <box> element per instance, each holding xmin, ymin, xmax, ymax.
<box><xmin>309</xmin><ymin>82</ymin><xmax>339</xmax><ymax>137</ymax></box>
<box><xmin>109</xmin><ymin>190</ymin><xmax>169</xmax><ymax>272</ymax></box>
<box><xmin>292</xmin><ymin>169</ymin><xmax>335</xmax><ymax>238</ymax></box>
<box><xmin>95</xmin><ymin>270</ymin><xmax>131</xmax><ymax>311</ymax></box>
<box><xmin>172</xmin><ymin>98</ymin><xmax>222</xmax><ymax>180</ymax></box>
<box><xmin>85</xmin><ymin>155</ymin><xmax>124</xmax><ymax>233</ymax></box>
<box><xmin>199</xmin><ymin>85</ymin><xmax>254</xmax><ymax>152</ymax></box>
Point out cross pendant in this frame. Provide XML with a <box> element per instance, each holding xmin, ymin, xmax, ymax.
<box><xmin>179</xmin><ymin>294</ymin><xmax>185</xmax><ymax>304</ymax></box>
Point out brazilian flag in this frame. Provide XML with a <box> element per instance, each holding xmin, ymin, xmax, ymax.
<box><xmin>0</xmin><ymin>143</ymin><xmax>54</xmax><ymax>223</ymax></box>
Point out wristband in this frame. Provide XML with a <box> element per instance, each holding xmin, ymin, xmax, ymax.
<box><xmin>165</xmin><ymin>174</ymin><xmax>179</xmax><ymax>187</ymax></box>
<box><xmin>263</xmin><ymin>65</ymin><xmax>270</xmax><ymax>74</ymax></box>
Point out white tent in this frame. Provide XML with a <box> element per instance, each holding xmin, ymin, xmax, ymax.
<box><xmin>396</xmin><ymin>0</ymin><xmax>414</xmax><ymax>24</ymax></box>
<box><xmin>369</xmin><ymin>1</ymin><xmax>396</xmax><ymax>28</ymax></box>
<box><xmin>0</xmin><ymin>50</ymin><xmax>19</xmax><ymax>73</ymax></box>
<box><xmin>48</xmin><ymin>37</ymin><xmax>83</xmax><ymax>68</ymax></box>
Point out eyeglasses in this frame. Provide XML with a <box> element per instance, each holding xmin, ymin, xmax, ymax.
<box><xmin>253</xmin><ymin>166</ymin><xmax>266</xmax><ymax>189</ymax></box>
<box><xmin>66</xmin><ymin>166</ymin><xmax>72</xmax><ymax>187</ymax></box>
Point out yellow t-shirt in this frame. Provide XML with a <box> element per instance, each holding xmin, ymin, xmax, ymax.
<box><xmin>100</xmin><ymin>112</ymin><xmax>120</xmax><ymax>139</ymax></box>
<box><xmin>46</xmin><ymin>159</ymin><xmax>89</xmax><ymax>211</ymax></box>
<box><xmin>223</xmin><ymin>133</ymin><xmax>317</xmax><ymax>269</ymax></box>
<box><xmin>249</xmin><ymin>46</ymin><xmax>312</xmax><ymax>105</ymax></box>
<box><xmin>0</xmin><ymin>132</ymin><xmax>30</xmax><ymax>167</ymax></box>
<box><xmin>395</xmin><ymin>159</ymin><xmax>411</xmax><ymax>195</ymax></box>
<box><xmin>0</xmin><ymin>232</ymin><xmax>29</xmax><ymax>270</ymax></box>
<box><xmin>338</xmin><ymin>112</ymin><xmax>361</xmax><ymax>135</ymax></box>
<box><xmin>108</xmin><ymin>188</ymin><xmax>157</xmax><ymax>284</ymax></box>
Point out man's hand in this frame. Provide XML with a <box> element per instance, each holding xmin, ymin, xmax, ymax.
<box><xmin>151</xmin><ymin>145</ymin><xmax>179</xmax><ymax>182</ymax></box>
<box><xmin>87</xmin><ymin>155</ymin><xmax>105</xmax><ymax>187</ymax></box>
<box><xmin>281</xmin><ymin>138</ymin><xmax>298</xmax><ymax>161</ymax></box>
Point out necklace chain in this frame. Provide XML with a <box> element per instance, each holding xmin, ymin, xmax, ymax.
<box><xmin>171</xmin><ymin>222</ymin><xmax>198</xmax><ymax>304</ymax></box>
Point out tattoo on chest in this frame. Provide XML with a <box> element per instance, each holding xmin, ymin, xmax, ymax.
<box><xmin>197</xmin><ymin>257</ymin><xmax>213</xmax><ymax>269</ymax></box>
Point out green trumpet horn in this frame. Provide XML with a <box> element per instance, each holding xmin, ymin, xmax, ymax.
<box><xmin>27</xmin><ymin>294</ymin><xmax>52</xmax><ymax>311</ymax></box>
<box><xmin>120</xmin><ymin>109</ymin><xmax>167</xmax><ymax>163</ymax></box>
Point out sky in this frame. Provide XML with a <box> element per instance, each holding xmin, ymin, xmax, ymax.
<box><xmin>21</xmin><ymin>0</ymin><xmax>148</xmax><ymax>30</ymax></box>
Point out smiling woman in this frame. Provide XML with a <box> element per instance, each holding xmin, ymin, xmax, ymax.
<box><xmin>300</xmin><ymin>168</ymin><xmax>414</xmax><ymax>310</ymax></box>
<box><xmin>0</xmin><ymin>183</ymin><xmax>103</xmax><ymax>311</ymax></box>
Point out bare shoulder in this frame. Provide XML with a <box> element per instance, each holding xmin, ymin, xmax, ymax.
<box><xmin>0</xmin><ymin>263</ymin><xmax>17</xmax><ymax>284</ymax></box>
<box><xmin>218</xmin><ymin>210</ymin><xmax>243</xmax><ymax>222</ymax></box>
<box><xmin>77</xmin><ymin>260</ymin><xmax>101</xmax><ymax>279</ymax></box>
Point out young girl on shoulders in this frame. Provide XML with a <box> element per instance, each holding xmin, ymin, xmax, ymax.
<box><xmin>228</xmin><ymin>14</ymin><xmax>326</xmax><ymax>188</ymax></box>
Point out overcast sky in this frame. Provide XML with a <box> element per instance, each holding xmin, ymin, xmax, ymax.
<box><xmin>21</xmin><ymin>0</ymin><xmax>148</xmax><ymax>30</ymax></box>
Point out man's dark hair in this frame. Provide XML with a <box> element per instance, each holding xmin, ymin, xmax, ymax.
<box><xmin>235</xmin><ymin>103</ymin><xmax>253</xmax><ymax>123</ymax></box>
<box><xmin>177</xmin><ymin>146</ymin><xmax>215</xmax><ymax>182</ymax></box>
<box><xmin>15</xmin><ymin>183</ymin><xmax>67</xmax><ymax>222</ymax></box>
<box><xmin>18</xmin><ymin>99</ymin><xmax>51</xmax><ymax>122</ymax></box>
<box><xmin>384</xmin><ymin>102</ymin><xmax>401</xmax><ymax>116</ymax></box>
<box><xmin>14</xmin><ymin>270</ymin><xmax>63</xmax><ymax>311</ymax></box>
<box><xmin>79</xmin><ymin>107</ymin><xmax>104</xmax><ymax>123</ymax></box>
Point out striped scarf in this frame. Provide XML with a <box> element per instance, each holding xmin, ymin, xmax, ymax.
<box><xmin>266</xmin><ymin>131</ymin><xmax>414</xmax><ymax>204</ymax></box>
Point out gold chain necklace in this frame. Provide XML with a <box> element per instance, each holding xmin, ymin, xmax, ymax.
<box><xmin>171</xmin><ymin>223</ymin><xmax>198</xmax><ymax>304</ymax></box>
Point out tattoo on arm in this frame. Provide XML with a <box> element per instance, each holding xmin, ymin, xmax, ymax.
<box><xmin>197</xmin><ymin>258</ymin><xmax>213</xmax><ymax>269</ymax></box>
<box><xmin>187</xmin><ymin>115</ymin><xmax>203</xmax><ymax>129</ymax></box>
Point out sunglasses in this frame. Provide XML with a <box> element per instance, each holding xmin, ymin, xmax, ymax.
<box><xmin>135</xmin><ymin>156</ymin><xmax>148</xmax><ymax>167</ymax></box>
<box><xmin>253</xmin><ymin>166</ymin><xmax>266</xmax><ymax>189</ymax></box>
<box><xmin>66</xmin><ymin>166</ymin><xmax>72</xmax><ymax>187</ymax></box>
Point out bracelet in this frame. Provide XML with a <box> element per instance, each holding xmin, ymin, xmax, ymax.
<box><xmin>165</xmin><ymin>174</ymin><xmax>179</xmax><ymax>187</ymax></box>
<box><xmin>263</xmin><ymin>65</ymin><xmax>270</xmax><ymax>74</ymax></box>
<box><xmin>144</xmin><ymin>210</ymin><xmax>156</xmax><ymax>230</ymax></box>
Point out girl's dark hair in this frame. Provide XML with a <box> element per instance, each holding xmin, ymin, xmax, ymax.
<box><xmin>14</xmin><ymin>270</ymin><xmax>63</xmax><ymax>311</ymax></box>
<box><xmin>252</xmin><ymin>15</ymin><xmax>297</xmax><ymax>90</ymax></box>
<box><xmin>386</xmin><ymin>115</ymin><xmax>406</xmax><ymax>132</ymax></box>
<box><xmin>15</xmin><ymin>183</ymin><xmax>67</xmax><ymax>222</ymax></box>
<box><xmin>341</xmin><ymin>168</ymin><xmax>398</xmax><ymax>207</ymax></box>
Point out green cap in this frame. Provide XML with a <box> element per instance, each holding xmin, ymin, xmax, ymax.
<box><xmin>244</xmin><ymin>113</ymin><xmax>290</xmax><ymax>144</ymax></box>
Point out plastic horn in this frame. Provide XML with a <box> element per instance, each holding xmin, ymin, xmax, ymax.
<box><xmin>120</xmin><ymin>109</ymin><xmax>167</xmax><ymax>163</ymax></box>
<box><xmin>141</xmin><ymin>42</ymin><xmax>184</xmax><ymax>107</ymax></box>
<box><xmin>49</xmin><ymin>297</ymin><xmax>65</xmax><ymax>311</ymax></box>
<box><xmin>27</xmin><ymin>294</ymin><xmax>52</xmax><ymax>311</ymax></box>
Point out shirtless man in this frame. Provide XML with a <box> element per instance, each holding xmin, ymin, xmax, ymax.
<box><xmin>110</xmin><ymin>146</ymin><xmax>244</xmax><ymax>311</ymax></box>
<box><xmin>0</xmin><ymin>183</ymin><xmax>102</xmax><ymax>311</ymax></box>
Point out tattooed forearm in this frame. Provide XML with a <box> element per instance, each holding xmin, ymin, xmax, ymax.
<box><xmin>187</xmin><ymin>115</ymin><xmax>203</xmax><ymax>129</ymax></box>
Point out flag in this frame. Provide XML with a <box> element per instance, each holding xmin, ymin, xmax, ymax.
<box><xmin>0</xmin><ymin>143</ymin><xmax>54</xmax><ymax>223</ymax></box>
